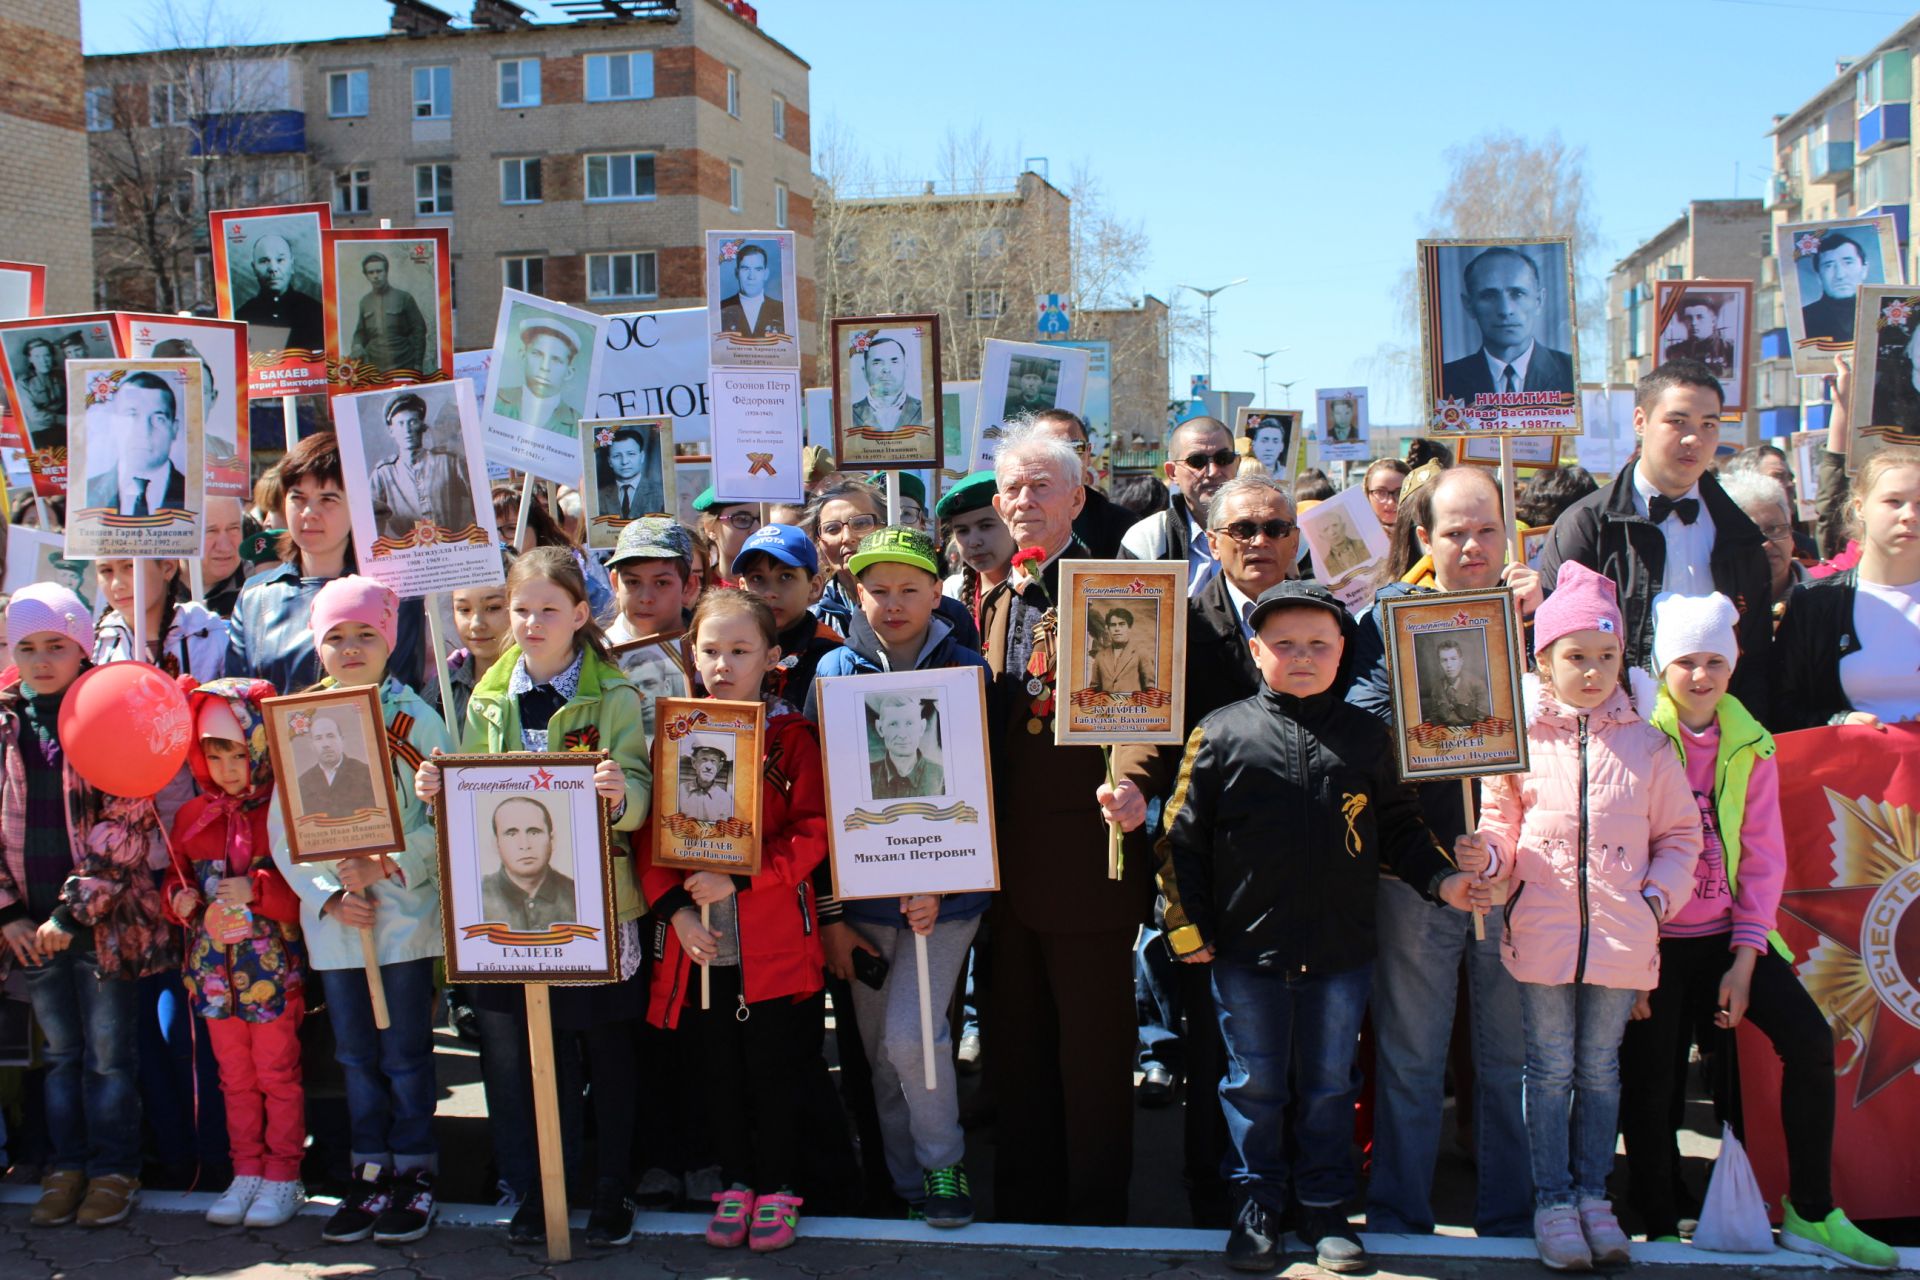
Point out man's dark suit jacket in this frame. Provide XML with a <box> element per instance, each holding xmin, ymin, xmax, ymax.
<box><xmin>85</xmin><ymin>465</ymin><xmax>187</xmax><ymax>515</ymax></box>
<box><xmin>236</xmin><ymin>288</ymin><xmax>325</xmax><ymax>353</ymax></box>
<box><xmin>719</xmin><ymin>294</ymin><xmax>786</xmax><ymax>339</ymax></box>
<box><xmin>1439</xmin><ymin>343</ymin><xmax>1576</xmax><ymax>400</ymax></box>
<box><xmin>298</xmin><ymin>756</ymin><xmax>380</xmax><ymax>819</ymax></box>
<box><xmin>1801</xmin><ymin>293</ymin><xmax>1857</xmax><ymax>344</ymax></box>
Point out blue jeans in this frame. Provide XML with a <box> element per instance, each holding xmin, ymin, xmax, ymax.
<box><xmin>319</xmin><ymin>958</ymin><xmax>440</xmax><ymax>1171</ymax></box>
<box><xmin>1135</xmin><ymin>925</ymin><xmax>1182</xmax><ymax>1072</ymax></box>
<box><xmin>25</xmin><ymin>947</ymin><xmax>142</xmax><ymax>1177</ymax></box>
<box><xmin>1517</xmin><ymin>981</ymin><xmax>1637</xmax><ymax>1209</ymax></box>
<box><xmin>137</xmin><ymin>970</ymin><xmax>229</xmax><ymax>1169</ymax></box>
<box><xmin>1367</xmin><ymin>878</ymin><xmax>1533</xmax><ymax>1236</ymax></box>
<box><xmin>1212</xmin><ymin>959</ymin><xmax>1371</xmax><ymax>1211</ymax></box>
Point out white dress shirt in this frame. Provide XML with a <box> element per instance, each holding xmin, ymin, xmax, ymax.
<box><xmin>1187</xmin><ymin>511</ymin><xmax>1220</xmax><ymax>594</ymax></box>
<box><xmin>1631</xmin><ymin>468</ymin><xmax>1716</xmax><ymax>596</ymax></box>
<box><xmin>1484</xmin><ymin>341</ymin><xmax>1536</xmax><ymax>393</ymax></box>
<box><xmin>1223</xmin><ymin>576</ymin><xmax>1258</xmax><ymax>641</ymax></box>
<box><xmin>736</xmin><ymin>293</ymin><xmax>764</xmax><ymax>330</ymax></box>
<box><xmin>119</xmin><ymin>464</ymin><xmax>173</xmax><ymax>514</ymax></box>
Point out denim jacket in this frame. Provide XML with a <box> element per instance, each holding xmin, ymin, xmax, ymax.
<box><xmin>226</xmin><ymin>560</ymin><xmax>426</xmax><ymax>698</ymax></box>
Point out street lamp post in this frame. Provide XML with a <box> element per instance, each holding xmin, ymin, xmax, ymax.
<box><xmin>1246</xmin><ymin>347</ymin><xmax>1289</xmax><ymax>406</ymax></box>
<box><xmin>1177</xmin><ymin>277</ymin><xmax>1247</xmax><ymax>392</ymax></box>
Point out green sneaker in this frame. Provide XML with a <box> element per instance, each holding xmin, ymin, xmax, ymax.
<box><xmin>920</xmin><ymin>1163</ymin><xmax>973</xmax><ymax>1229</ymax></box>
<box><xmin>1780</xmin><ymin>1199</ymin><xmax>1898</xmax><ymax>1272</ymax></box>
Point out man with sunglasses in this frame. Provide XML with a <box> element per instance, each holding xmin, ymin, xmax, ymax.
<box><xmin>1099</xmin><ymin>474</ymin><xmax>1299</xmax><ymax>1228</ymax></box>
<box><xmin>1026</xmin><ymin>408</ymin><xmax>1135</xmax><ymax>557</ymax></box>
<box><xmin>1119</xmin><ymin>417</ymin><xmax>1238</xmax><ymax>591</ymax></box>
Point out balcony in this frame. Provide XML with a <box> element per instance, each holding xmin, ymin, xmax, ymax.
<box><xmin>1859</xmin><ymin>103</ymin><xmax>1911</xmax><ymax>154</ymax></box>
<box><xmin>1864</xmin><ymin>201</ymin><xmax>1910</xmax><ymax>243</ymax></box>
<box><xmin>1768</xmin><ymin>172</ymin><xmax>1800</xmax><ymax>209</ymax></box>
<box><xmin>1804</xmin><ymin>402</ymin><xmax>1833</xmax><ymax>433</ymax></box>
<box><xmin>1759</xmin><ymin>328</ymin><xmax>1794</xmax><ymax>361</ymax></box>
<box><xmin>191</xmin><ymin>110</ymin><xmax>305</xmax><ymax>157</ymax></box>
<box><xmin>1759</xmin><ymin>406</ymin><xmax>1801</xmax><ymax>438</ymax></box>
<box><xmin>1808</xmin><ymin>140</ymin><xmax>1855</xmax><ymax>183</ymax></box>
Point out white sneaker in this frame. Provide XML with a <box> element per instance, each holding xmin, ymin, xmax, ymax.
<box><xmin>206</xmin><ymin>1175</ymin><xmax>262</xmax><ymax>1226</ymax></box>
<box><xmin>242</xmin><ymin>1179</ymin><xmax>304</xmax><ymax>1228</ymax></box>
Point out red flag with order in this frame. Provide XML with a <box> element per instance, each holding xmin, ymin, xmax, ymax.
<box><xmin>1736</xmin><ymin>723</ymin><xmax>1920</xmax><ymax>1222</ymax></box>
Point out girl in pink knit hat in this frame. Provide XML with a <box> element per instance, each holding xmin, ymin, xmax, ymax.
<box><xmin>1456</xmin><ymin>560</ymin><xmax>1704</xmax><ymax>1271</ymax></box>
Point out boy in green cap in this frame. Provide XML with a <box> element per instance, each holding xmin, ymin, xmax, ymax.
<box><xmin>605</xmin><ymin>516</ymin><xmax>697</xmax><ymax>643</ymax></box>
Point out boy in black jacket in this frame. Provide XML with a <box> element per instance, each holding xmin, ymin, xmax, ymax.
<box><xmin>1159</xmin><ymin>581</ymin><xmax>1482</xmax><ymax>1274</ymax></box>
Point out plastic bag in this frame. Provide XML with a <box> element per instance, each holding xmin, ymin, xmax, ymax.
<box><xmin>1692</xmin><ymin>1124</ymin><xmax>1775</xmax><ymax>1254</ymax></box>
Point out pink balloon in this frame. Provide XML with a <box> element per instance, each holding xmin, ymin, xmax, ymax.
<box><xmin>58</xmin><ymin>662</ymin><xmax>192</xmax><ymax>797</ymax></box>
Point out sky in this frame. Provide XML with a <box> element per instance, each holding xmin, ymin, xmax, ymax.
<box><xmin>80</xmin><ymin>0</ymin><xmax>1915</xmax><ymax>424</ymax></box>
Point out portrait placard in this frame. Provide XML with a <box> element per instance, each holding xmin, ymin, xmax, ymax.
<box><xmin>0</xmin><ymin>262</ymin><xmax>47</xmax><ymax>321</ymax></box>
<box><xmin>609</xmin><ymin>637</ymin><xmax>690</xmax><ymax>751</ymax></box>
<box><xmin>1789</xmin><ymin>430</ymin><xmax>1827</xmax><ymax>521</ymax></box>
<box><xmin>435</xmin><ymin>753</ymin><xmax>616</xmax><ymax>984</ymax></box>
<box><xmin>322</xmin><ymin>226</ymin><xmax>453</xmax><ymax>395</ymax></box>
<box><xmin>1777</xmin><ymin>215</ymin><xmax>1902</xmax><ymax>376</ymax></box>
<box><xmin>582</xmin><ymin>417</ymin><xmax>676</xmax><ymax>549</ymax></box>
<box><xmin>1520</xmin><ymin>525</ymin><xmax>1551</xmax><ymax>570</ymax></box>
<box><xmin>1418</xmin><ymin>237</ymin><xmax>1581</xmax><ymax>436</ymax></box>
<box><xmin>830</xmin><ymin>315</ymin><xmax>943</xmax><ymax>471</ymax></box>
<box><xmin>1845</xmin><ymin>285</ymin><xmax>1920</xmax><ymax>474</ymax></box>
<box><xmin>117</xmin><ymin>313</ymin><xmax>250</xmax><ymax>499</ymax></box>
<box><xmin>940</xmin><ymin>381</ymin><xmax>979</xmax><ymax>482</ymax></box>
<box><xmin>1574</xmin><ymin>383</ymin><xmax>1637</xmax><ymax>478</ymax></box>
<box><xmin>1654</xmin><ymin>279</ymin><xmax>1752</xmax><ymax>417</ymax></box>
<box><xmin>1379</xmin><ymin>587</ymin><xmax>1529</xmax><ymax>782</ymax></box>
<box><xmin>1457</xmin><ymin>432</ymin><xmax>1562</xmax><ymax>469</ymax></box>
<box><xmin>64</xmin><ymin>358</ymin><xmax>205</xmax><ymax>559</ymax></box>
<box><xmin>208</xmin><ymin>202</ymin><xmax>332</xmax><ymax>396</ymax></box>
<box><xmin>1235</xmin><ymin>407</ymin><xmax>1302</xmax><ymax>484</ymax></box>
<box><xmin>972</xmin><ymin>339</ymin><xmax>1090</xmax><ymax>470</ymax></box>
<box><xmin>706</xmin><ymin>231</ymin><xmax>799</xmax><ymax>370</ymax></box>
<box><xmin>651</xmin><ymin>697</ymin><xmax>764</xmax><ymax>873</ymax></box>
<box><xmin>816</xmin><ymin>666</ymin><xmax>999</xmax><ymax>901</ymax></box>
<box><xmin>1053</xmin><ymin>559</ymin><xmax>1188</xmax><ymax>746</ymax></box>
<box><xmin>710</xmin><ymin>367</ymin><xmax>804</xmax><ymax>503</ymax></box>
<box><xmin>262</xmin><ymin>684</ymin><xmax>407</xmax><ymax>863</ymax></box>
<box><xmin>803</xmin><ymin>386</ymin><xmax>831</xmax><ymax>447</ymax></box>
<box><xmin>0</xmin><ymin>312</ymin><xmax>122</xmax><ymax>498</ymax></box>
<box><xmin>1312</xmin><ymin>388</ymin><xmax>1370</xmax><ymax>463</ymax></box>
<box><xmin>480</xmin><ymin>290</ymin><xmax>611</xmax><ymax>482</ymax></box>
<box><xmin>674</xmin><ymin>459</ymin><xmax>711</xmax><ymax>529</ymax></box>
<box><xmin>1</xmin><ymin>527</ymin><xmax>96</xmax><ymax>614</ymax></box>
<box><xmin>333</xmin><ymin>379</ymin><xmax>500</xmax><ymax>599</ymax></box>
<box><xmin>1298</xmin><ymin>484</ymin><xmax>1390</xmax><ymax>613</ymax></box>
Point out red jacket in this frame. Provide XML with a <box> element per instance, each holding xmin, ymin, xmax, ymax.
<box><xmin>643</xmin><ymin>710</ymin><xmax>826</xmax><ymax>1029</ymax></box>
<box><xmin>162</xmin><ymin>796</ymin><xmax>301</xmax><ymax>929</ymax></box>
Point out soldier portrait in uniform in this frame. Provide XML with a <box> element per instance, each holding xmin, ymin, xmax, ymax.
<box><xmin>1655</xmin><ymin>280</ymin><xmax>1751</xmax><ymax>415</ymax></box>
<box><xmin>1415</xmin><ymin>631</ymin><xmax>1493</xmax><ymax>728</ymax></box>
<box><xmin>492</xmin><ymin>306</ymin><xmax>600</xmax><ymax>438</ymax></box>
<box><xmin>865</xmin><ymin>690</ymin><xmax>947</xmax><ymax>801</ymax></box>
<box><xmin>323</xmin><ymin>229</ymin><xmax>451</xmax><ymax>394</ymax></box>
<box><xmin>1002</xmin><ymin>355</ymin><xmax>1060</xmax><ymax>420</ymax></box>
<box><xmin>1847</xmin><ymin>287</ymin><xmax>1920</xmax><ymax>468</ymax></box>
<box><xmin>348</xmin><ymin>252</ymin><xmax>430</xmax><ymax>378</ymax></box>
<box><xmin>677</xmin><ymin>738</ymin><xmax>735</xmax><ymax>823</ymax></box>
<box><xmin>363</xmin><ymin>388</ymin><xmax>477</xmax><ymax>540</ymax></box>
<box><xmin>0</xmin><ymin>317</ymin><xmax>117</xmax><ymax>454</ymax></box>
<box><xmin>478</xmin><ymin>795</ymin><xmax>579</xmax><ymax>933</ymax></box>
<box><xmin>1779</xmin><ymin>215</ymin><xmax>1899</xmax><ymax>375</ymax></box>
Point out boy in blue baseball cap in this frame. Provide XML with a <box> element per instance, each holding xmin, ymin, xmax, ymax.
<box><xmin>731</xmin><ymin>524</ymin><xmax>842</xmax><ymax>707</ymax></box>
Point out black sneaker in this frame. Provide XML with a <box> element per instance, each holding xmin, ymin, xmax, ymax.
<box><xmin>372</xmin><ymin>1168</ymin><xmax>436</xmax><ymax>1244</ymax></box>
<box><xmin>921</xmin><ymin>1163</ymin><xmax>973</xmax><ymax>1229</ymax></box>
<box><xmin>322</xmin><ymin>1163</ymin><xmax>390</xmax><ymax>1244</ymax></box>
<box><xmin>1299</xmin><ymin>1205</ymin><xmax>1368</xmax><ymax>1274</ymax></box>
<box><xmin>585</xmin><ymin>1180</ymin><xmax>636</xmax><ymax>1248</ymax></box>
<box><xmin>506</xmin><ymin>1189</ymin><xmax>546</xmax><ymax>1245</ymax></box>
<box><xmin>1226</xmin><ymin>1196</ymin><xmax>1284</xmax><ymax>1272</ymax></box>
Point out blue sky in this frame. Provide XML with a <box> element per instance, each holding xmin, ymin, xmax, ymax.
<box><xmin>82</xmin><ymin>0</ymin><xmax>1913</xmax><ymax>422</ymax></box>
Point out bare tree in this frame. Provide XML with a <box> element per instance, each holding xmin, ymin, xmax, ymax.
<box><xmin>1373</xmin><ymin>130</ymin><xmax>1602</xmax><ymax>421</ymax></box>
<box><xmin>88</xmin><ymin>1</ymin><xmax>309</xmax><ymax>312</ymax></box>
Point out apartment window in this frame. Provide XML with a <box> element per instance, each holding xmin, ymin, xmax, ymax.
<box><xmin>334</xmin><ymin>167</ymin><xmax>371</xmax><ymax>215</ymax></box>
<box><xmin>413</xmin><ymin>65</ymin><xmax>452</xmax><ymax>119</ymax></box>
<box><xmin>501</xmin><ymin>157</ymin><xmax>543</xmax><ymax>204</ymax></box>
<box><xmin>1625</xmin><ymin>283</ymin><xmax>1647</xmax><ymax>359</ymax></box>
<box><xmin>149</xmin><ymin>82</ymin><xmax>186</xmax><ymax>127</ymax></box>
<box><xmin>585</xmin><ymin>152</ymin><xmax>655</xmax><ymax>202</ymax></box>
<box><xmin>774</xmin><ymin>181</ymin><xmax>789</xmax><ymax>229</ymax></box>
<box><xmin>772</xmin><ymin>93</ymin><xmax>786</xmax><ymax>139</ymax></box>
<box><xmin>328</xmin><ymin>70</ymin><xmax>368</xmax><ymax>118</ymax></box>
<box><xmin>498</xmin><ymin>57</ymin><xmax>540</xmax><ymax>108</ymax></box>
<box><xmin>502</xmin><ymin>256</ymin><xmax>545</xmax><ymax>295</ymax></box>
<box><xmin>890</xmin><ymin>231</ymin><xmax>921</xmax><ymax>260</ymax></box>
<box><xmin>85</xmin><ymin>86</ymin><xmax>113</xmax><ymax>132</ymax></box>
<box><xmin>169</xmin><ymin>174</ymin><xmax>196</xmax><ymax>215</ymax></box>
<box><xmin>832</xmin><ymin>231</ymin><xmax>858</xmax><ymax>264</ymax></box>
<box><xmin>587</xmin><ymin>251</ymin><xmax>658</xmax><ymax>301</ymax></box>
<box><xmin>728</xmin><ymin>162</ymin><xmax>743</xmax><ymax>212</ymax></box>
<box><xmin>414</xmin><ymin>162</ymin><xmax>453</xmax><ymax>215</ymax></box>
<box><xmin>964</xmin><ymin>288</ymin><xmax>1004</xmax><ymax>320</ymax></box>
<box><xmin>585</xmin><ymin>51</ymin><xmax>653</xmax><ymax>102</ymax></box>
<box><xmin>90</xmin><ymin>186</ymin><xmax>112</xmax><ymax>228</ymax></box>
<box><xmin>977</xmin><ymin>227</ymin><xmax>1006</xmax><ymax>258</ymax></box>
<box><xmin>726</xmin><ymin>67</ymin><xmax>739</xmax><ymax>116</ymax></box>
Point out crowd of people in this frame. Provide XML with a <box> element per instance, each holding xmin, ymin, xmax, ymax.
<box><xmin>0</xmin><ymin>357</ymin><xmax>1913</xmax><ymax>1273</ymax></box>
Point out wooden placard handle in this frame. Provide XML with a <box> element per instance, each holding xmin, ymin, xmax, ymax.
<box><xmin>1461</xmin><ymin>778</ymin><xmax>1485</xmax><ymax>942</ymax></box>
<box><xmin>524</xmin><ymin>983</ymin><xmax>572</xmax><ymax>1262</ymax></box>
<box><xmin>915</xmin><ymin>929</ymin><xmax>936</xmax><ymax>1091</ymax></box>
<box><xmin>357</xmin><ymin>909</ymin><xmax>390</xmax><ymax>1030</ymax></box>
<box><xmin>700</xmin><ymin>902</ymin><xmax>711</xmax><ymax>1011</ymax></box>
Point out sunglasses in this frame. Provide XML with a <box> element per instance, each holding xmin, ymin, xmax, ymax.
<box><xmin>1216</xmin><ymin>518</ymin><xmax>1297</xmax><ymax>542</ymax></box>
<box><xmin>1179</xmin><ymin>448</ymin><xmax>1238</xmax><ymax>472</ymax></box>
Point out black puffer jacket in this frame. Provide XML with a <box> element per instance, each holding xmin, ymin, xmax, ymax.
<box><xmin>1157</xmin><ymin>585</ymin><xmax>1454</xmax><ymax>973</ymax></box>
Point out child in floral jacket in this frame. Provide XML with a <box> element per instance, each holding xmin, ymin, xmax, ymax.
<box><xmin>163</xmin><ymin>676</ymin><xmax>308</xmax><ymax>1229</ymax></box>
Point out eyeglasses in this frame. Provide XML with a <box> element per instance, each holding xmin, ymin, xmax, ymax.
<box><xmin>1757</xmin><ymin>522</ymin><xmax>1794</xmax><ymax>543</ymax></box>
<box><xmin>820</xmin><ymin>514</ymin><xmax>880</xmax><ymax>538</ymax></box>
<box><xmin>1179</xmin><ymin>448</ymin><xmax>1238</xmax><ymax>472</ymax></box>
<box><xmin>1367</xmin><ymin>486</ymin><xmax>1403</xmax><ymax>502</ymax></box>
<box><xmin>1217</xmin><ymin>518</ymin><xmax>1297</xmax><ymax>542</ymax></box>
<box><xmin>715</xmin><ymin>511</ymin><xmax>761</xmax><ymax>531</ymax></box>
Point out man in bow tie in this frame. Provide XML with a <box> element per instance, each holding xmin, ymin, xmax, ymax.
<box><xmin>1537</xmin><ymin>358</ymin><xmax>1774</xmax><ymax>722</ymax></box>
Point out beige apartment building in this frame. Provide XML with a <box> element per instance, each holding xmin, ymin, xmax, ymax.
<box><xmin>85</xmin><ymin>0</ymin><xmax>816</xmax><ymax>376</ymax></box>
<box><xmin>1</xmin><ymin>0</ymin><xmax>93</xmax><ymax>314</ymax></box>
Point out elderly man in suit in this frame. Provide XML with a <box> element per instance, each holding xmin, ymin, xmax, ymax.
<box><xmin>494</xmin><ymin>317</ymin><xmax>583</xmax><ymax>436</ymax></box>
<box><xmin>1438</xmin><ymin>246</ymin><xmax>1575</xmax><ymax>403</ymax></box>
<box><xmin>1103</xmin><ymin>473</ymin><xmax>1297</xmax><ymax>1227</ymax></box>
<box><xmin>848</xmin><ymin>335</ymin><xmax>923</xmax><ymax>431</ymax></box>
<box><xmin>718</xmin><ymin>243</ymin><xmax>785</xmax><ymax>339</ymax></box>
<box><xmin>297</xmin><ymin>712</ymin><xmax>379</xmax><ymax>819</ymax></box>
<box><xmin>85</xmin><ymin>371</ymin><xmax>187</xmax><ymax>516</ymax></box>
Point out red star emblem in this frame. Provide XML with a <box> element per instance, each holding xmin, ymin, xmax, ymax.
<box><xmin>1452</xmin><ymin>611</ymin><xmax>1473</xmax><ymax>626</ymax></box>
<box><xmin>528</xmin><ymin>766</ymin><xmax>555</xmax><ymax>791</ymax></box>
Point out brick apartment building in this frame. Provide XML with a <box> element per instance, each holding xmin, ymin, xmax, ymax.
<box><xmin>84</xmin><ymin>0</ymin><xmax>815</xmax><ymax>376</ymax></box>
<box><xmin>1</xmin><ymin>0</ymin><xmax>94</xmax><ymax>314</ymax></box>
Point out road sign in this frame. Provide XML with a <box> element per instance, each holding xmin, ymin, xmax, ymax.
<box><xmin>1036</xmin><ymin>293</ymin><xmax>1070</xmax><ymax>336</ymax></box>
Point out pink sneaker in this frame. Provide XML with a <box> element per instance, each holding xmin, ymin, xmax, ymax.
<box><xmin>1535</xmin><ymin>1206</ymin><xmax>1594</xmax><ymax>1271</ymax></box>
<box><xmin>1579</xmin><ymin>1199</ymin><xmax>1631</xmax><ymax>1267</ymax></box>
<box><xmin>706</xmin><ymin>1186</ymin><xmax>753</xmax><ymax>1248</ymax></box>
<box><xmin>748</xmin><ymin>1190</ymin><xmax>803</xmax><ymax>1253</ymax></box>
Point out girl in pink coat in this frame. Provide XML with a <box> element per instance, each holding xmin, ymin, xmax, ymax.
<box><xmin>1461</xmin><ymin>561</ymin><xmax>1702</xmax><ymax>1272</ymax></box>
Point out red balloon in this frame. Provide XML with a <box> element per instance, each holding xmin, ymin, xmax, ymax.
<box><xmin>57</xmin><ymin>662</ymin><xmax>193</xmax><ymax>798</ymax></box>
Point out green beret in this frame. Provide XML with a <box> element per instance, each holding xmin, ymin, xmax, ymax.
<box><xmin>934</xmin><ymin>470</ymin><xmax>997</xmax><ymax>521</ymax></box>
<box><xmin>866</xmin><ymin>471</ymin><xmax>926</xmax><ymax>507</ymax></box>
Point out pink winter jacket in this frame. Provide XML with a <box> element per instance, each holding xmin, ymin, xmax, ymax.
<box><xmin>1478</xmin><ymin>669</ymin><xmax>1703</xmax><ymax>991</ymax></box>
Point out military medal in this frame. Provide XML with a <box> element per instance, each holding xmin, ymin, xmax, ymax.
<box><xmin>1026</xmin><ymin>676</ymin><xmax>1045</xmax><ymax>697</ymax></box>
